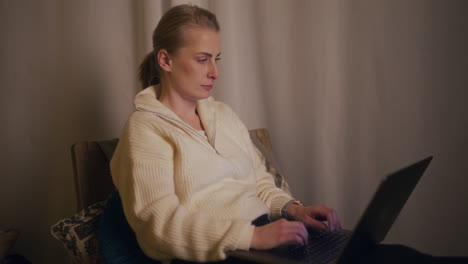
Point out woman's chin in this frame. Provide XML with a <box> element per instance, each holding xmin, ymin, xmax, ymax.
<box><xmin>198</xmin><ymin>91</ymin><xmax>212</xmax><ymax>100</ymax></box>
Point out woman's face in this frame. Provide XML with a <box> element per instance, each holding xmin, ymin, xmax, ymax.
<box><xmin>165</xmin><ymin>27</ymin><xmax>221</xmax><ymax>102</ymax></box>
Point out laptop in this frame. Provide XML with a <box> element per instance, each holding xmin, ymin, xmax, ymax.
<box><xmin>228</xmin><ymin>156</ymin><xmax>433</xmax><ymax>264</ymax></box>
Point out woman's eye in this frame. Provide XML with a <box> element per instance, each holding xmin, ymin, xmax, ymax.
<box><xmin>197</xmin><ymin>57</ymin><xmax>221</xmax><ymax>63</ymax></box>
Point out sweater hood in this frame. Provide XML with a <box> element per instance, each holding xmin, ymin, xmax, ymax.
<box><xmin>134</xmin><ymin>85</ymin><xmax>217</xmax><ymax>146</ymax></box>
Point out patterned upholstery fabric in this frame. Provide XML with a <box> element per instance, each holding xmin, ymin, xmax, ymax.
<box><xmin>51</xmin><ymin>200</ymin><xmax>108</xmax><ymax>264</ymax></box>
<box><xmin>250</xmin><ymin>134</ymin><xmax>291</xmax><ymax>196</ymax></box>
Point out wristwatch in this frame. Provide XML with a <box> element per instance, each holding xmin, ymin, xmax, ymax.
<box><xmin>281</xmin><ymin>199</ymin><xmax>304</xmax><ymax>220</ymax></box>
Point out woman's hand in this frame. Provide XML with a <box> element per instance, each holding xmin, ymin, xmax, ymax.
<box><xmin>250</xmin><ymin>219</ymin><xmax>308</xmax><ymax>250</ymax></box>
<box><xmin>288</xmin><ymin>204</ymin><xmax>342</xmax><ymax>232</ymax></box>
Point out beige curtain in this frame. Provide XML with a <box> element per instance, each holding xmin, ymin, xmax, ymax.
<box><xmin>1</xmin><ymin>0</ymin><xmax>467</xmax><ymax>262</ymax></box>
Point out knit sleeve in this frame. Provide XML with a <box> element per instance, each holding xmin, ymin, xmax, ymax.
<box><xmin>110</xmin><ymin>114</ymin><xmax>254</xmax><ymax>262</ymax></box>
<box><xmin>250</xmin><ymin>138</ymin><xmax>294</xmax><ymax>220</ymax></box>
<box><xmin>222</xmin><ymin>106</ymin><xmax>294</xmax><ymax>221</ymax></box>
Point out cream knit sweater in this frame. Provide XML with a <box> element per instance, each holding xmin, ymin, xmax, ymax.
<box><xmin>110</xmin><ymin>86</ymin><xmax>293</xmax><ymax>262</ymax></box>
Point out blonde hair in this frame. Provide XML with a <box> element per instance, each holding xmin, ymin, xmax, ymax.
<box><xmin>138</xmin><ymin>4</ymin><xmax>220</xmax><ymax>90</ymax></box>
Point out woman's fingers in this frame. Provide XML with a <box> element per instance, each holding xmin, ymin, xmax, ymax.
<box><xmin>303</xmin><ymin>217</ymin><xmax>328</xmax><ymax>231</ymax></box>
<box><xmin>250</xmin><ymin>219</ymin><xmax>309</xmax><ymax>250</ymax></box>
<box><xmin>299</xmin><ymin>204</ymin><xmax>342</xmax><ymax>232</ymax></box>
<box><xmin>327</xmin><ymin>209</ymin><xmax>341</xmax><ymax>232</ymax></box>
<box><xmin>250</xmin><ymin>203</ymin><xmax>343</xmax><ymax>251</ymax></box>
<box><xmin>277</xmin><ymin>220</ymin><xmax>308</xmax><ymax>246</ymax></box>
<box><xmin>324</xmin><ymin>209</ymin><xmax>336</xmax><ymax>231</ymax></box>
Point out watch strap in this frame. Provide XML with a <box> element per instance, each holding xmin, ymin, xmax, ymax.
<box><xmin>281</xmin><ymin>199</ymin><xmax>303</xmax><ymax>219</ymax></box>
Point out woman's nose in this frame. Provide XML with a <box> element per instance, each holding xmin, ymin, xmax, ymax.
<box><xmin>208</xmin><ymin>61</ymin><xmax>219</xmax><ymax>80</ymax></box>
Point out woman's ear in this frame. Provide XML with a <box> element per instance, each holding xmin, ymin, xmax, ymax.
<box><xmin>157</xmin><ymin>49</ymin><xmax>172</xmax><ymax>72</ymax></box>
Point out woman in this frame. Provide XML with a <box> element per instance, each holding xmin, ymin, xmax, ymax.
<box><xmin>108</xmin><ymin>4</ymin><xmax>341</xmax><ymax>263</ymax></box>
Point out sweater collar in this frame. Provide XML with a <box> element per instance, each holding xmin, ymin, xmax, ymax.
<box><xmin>134</xmin><ymin>85</ymin><xmax>217</xmax><ymax>146</ymax></box>
<box><xmin>196</xmin><ymin>95</ymin><xmax>216</xmax><ymax>146</ymax></box>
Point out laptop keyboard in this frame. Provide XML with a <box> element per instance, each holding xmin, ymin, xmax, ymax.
<box><xmin>286</xmin><ymin>230</ymin><xmax>349</xmax><ymax>264</ymax></box>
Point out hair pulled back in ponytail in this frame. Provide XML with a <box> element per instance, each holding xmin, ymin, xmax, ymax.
<box><xmin>139</xmin><ymin>52</ymin><xmax>160</xmax><ymax>88</ymax></box>
<box><xmin>138</xmin><ymin>4</ymin><xmax>220</xmax><ymax>91</ymax></box>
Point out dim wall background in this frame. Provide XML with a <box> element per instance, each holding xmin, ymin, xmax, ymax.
<box><xmin>1</xmin><ymin>0</ymin><xmax>467</xmax><ymax>262</ymax></box>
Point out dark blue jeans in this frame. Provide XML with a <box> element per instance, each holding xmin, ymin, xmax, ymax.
<box><xmin>98</xmin><ymin>191</ymin><xmax>159</xmax><ymax>264</ymax></box>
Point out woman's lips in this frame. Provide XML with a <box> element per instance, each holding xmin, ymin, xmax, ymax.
<box><xmin>201</xmin><ymin>84</ymin><xmax>213</xmax><ymax>90</ymax></box>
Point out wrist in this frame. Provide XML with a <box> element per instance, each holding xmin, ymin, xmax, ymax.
<box><xmin>281</xmin><ymin>199</ymin><xmax>303</xmax><ymax>220</ymax></box>
<box><xmin>287</xmin><ymin>204</ymin><xmax>302</xmax><ymax>220</ymax></box>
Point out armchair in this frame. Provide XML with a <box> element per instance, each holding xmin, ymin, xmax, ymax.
<box><xmin>51</xmin><ymin>128</ymin><xmax>290</xmax><ymax>263</ymax></box>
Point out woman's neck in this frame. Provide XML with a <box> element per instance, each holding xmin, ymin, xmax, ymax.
<box><xmin>159</xmin><ymin>84</ymin><xmax>204</xmax><ymax>130</ymax></box>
